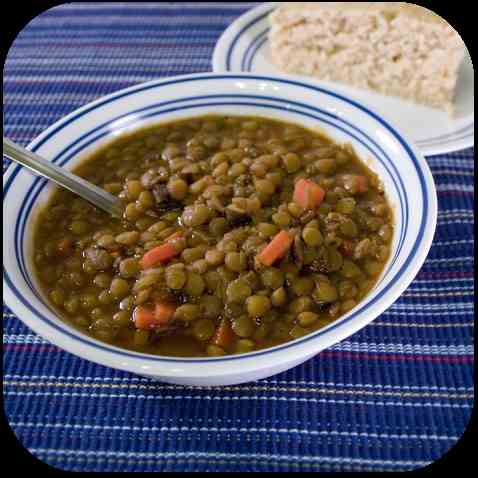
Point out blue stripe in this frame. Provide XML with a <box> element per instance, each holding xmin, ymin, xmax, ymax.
<box><xmin>37</xmin><ymin>7</ymin><xmax>258</xmax><ymax>17</ymax></box>
<box><xmin>244</xmin><ymin>29</ymin><xmax>268</xmax><ymax>72</ymax></box>
<box><xmin>20</xmin><ymin>25</ymin><xmax>229</xmax><ymax>33</ymax></box>
<box><xmin>247</xmin><ymin>35</ymin><xmax>267</xmax><ymax>71</ymax></box>
<box><xmin>226</xmin><ymin>8</ymin><xmax>272</xmax><ymax>70</ymax></box>
<box><xmin>241</xmin><ymin>28</ymin><xmax>268</xmax><ymax>71</ymax></box>
<box><xmin>5</xmin><ymin>66</ymin><xmax>213</xmax><ymax>77</ymax></box>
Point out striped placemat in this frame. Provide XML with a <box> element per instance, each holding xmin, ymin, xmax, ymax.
<box><xmin>3</xmin><ymin>3</ymin><xmax>474</xmax><ymax>472</ymax></box>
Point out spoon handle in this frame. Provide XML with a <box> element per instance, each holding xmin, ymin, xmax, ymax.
<box><xmin>3</xmin><ymin>138</ymin><xmax>124</xmax><ymax>218</ymax></box>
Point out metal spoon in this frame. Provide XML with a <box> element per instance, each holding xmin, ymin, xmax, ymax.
<box><xmin>3</xmin><ymin>137</ymin><xmax>124</xmax><ymax>218</ymax></box>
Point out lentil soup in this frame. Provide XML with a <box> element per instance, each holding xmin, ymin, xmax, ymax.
<box><xmin>32</xmin><ymin>115</ymin><xmax>394</xmax><ymax>357</ymax></box>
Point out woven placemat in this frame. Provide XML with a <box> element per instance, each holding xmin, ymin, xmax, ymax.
<box><xmin>3</xmin><ymin>3</ymin><xmax>474</xmax><ymax>472</ymax></box>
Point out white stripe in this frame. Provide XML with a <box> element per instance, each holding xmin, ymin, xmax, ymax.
<box><xmin>5</xmin><ymin>374</ymin><xmax>472</xmax><ymax>391</ymax></box>
<box><xmin>390</xmin><ymin>302</ymin><xmax>473</xmax><ymax>310</ymax></box>
<box><xmin>435</xmin><ymin>184</ymin><xmax>474</xmax><ymax>192</ymax></box>
<box><xmin>438</xmin><ymin>209</ymin><xmax>474</xmax><ymax>216</ymax></box>
<box><xmin>5</xmin><ymin>379</ymin><xmax>473</xmax><ymax>399</ymax></box>
<box><xmin>10</xmin><ymin>421</ymin><xmax>458</xmax><ymax>441</ymax></box>
<box><xmin>3</xmin><ymin>334</ymin><xmax>49</xmax><ymax>344</ymax></box>
<box><xmin>2</xmin><ymin>334</ymin><xmax>472</xmax><ymax>355</ymax></box>
<box><xmin>427</xmin><ymin>160</ymin><xmax>474</xmax><ymax>168</ymax></box>
<box><xmin>5</xmin><ymin>113</ymin><xmax>73</xmax><ymax>120</ymax></box>
<box><xmin>371</xmin><ymin>322</ymin><xmax>473</xmax><ymax>328</ymax></box>
<box><xmin>383</xmin><ymin>310</ymin><xmax>473</xmax><ymax>316</ymax></box>
<box><xmin>413</xmin><ymin>277</ymin><xmax>473</xmax><ymax>284</ymax></box>
<box><xmin>330</xmin><ymin>342</ymin><xmax>473</xmax><ymax>355</ymax></box>
<box><xmin>423</xmin><ymin>256</ymin><xmax>473</xmax><ymax>264</ymax></box>
<box><xmin>437</xmin><ymin>213</ymin><xmax>474</xmax><ymax>219</ymax></box>
<box><xmin>4</xmin><ymin>391</ymin><xmax>472</xmax><ymax>408</ymax></box>
<box><xmin>4</xmin><ymin>93</ymin><xmax>100</xmax><ymax>103</ymax></box>
<box><xmin>3</xmin><ymin>120</ymin><xmax>46</xmax><ymax>128</ymax></box>
<box><xmin>406</xmin><ymin>285</ymin><xmax>474</xmax><ymax>292</ymax></box>
<box><xmin>29</xmin><ymin>448</ymin><xmax>430</xmax><ymax>467</ymax></box>
<box><xmin>432</xmin><ymin>239</ymin><xmax>474</xmax><ymax>246</ymax></box>
<box><xmin>437</xmin><ymin>219</ymin><xmax>474</xmax><ymax>225</ymax></box>
<box><xmin>402</xmin><ymin>291</ymin><xmax>474</xmax><ymax>297</ymax></box>
<box><xmin>5</xmin><ymin>374</ymin><xmax>473</xmax><ymax>392</ymax></box>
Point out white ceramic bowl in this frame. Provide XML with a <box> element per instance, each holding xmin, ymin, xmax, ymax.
<box><xmin>3</xmin><ymin>73</ymin><xmax>437</xmax><ymax>386</ymax></box>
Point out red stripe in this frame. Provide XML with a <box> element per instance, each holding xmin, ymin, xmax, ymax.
<box><xmin>320</xmin><ymin>351</ymin><xmax>473</xmax><ymax>363</ymax></box>
<box><xmin>3</xmin><ymin>344</ymin><xmax>474</xmax><ymax>363</ymax></box>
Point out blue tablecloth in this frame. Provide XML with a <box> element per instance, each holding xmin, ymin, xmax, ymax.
<box><xmin>3</xmin><ymin>3</ymin><xmax>474</xmax><ymax>472</ymax></box>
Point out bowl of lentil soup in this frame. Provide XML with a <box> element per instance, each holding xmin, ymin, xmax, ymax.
<box><xmin>3</xmin><ymin>73</ymin><xmax>437</xmax><ymax>385</ymax></box>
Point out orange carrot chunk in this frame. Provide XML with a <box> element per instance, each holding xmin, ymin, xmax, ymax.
<box><xmin>133</xmin><ymin>306</ymin><xmax>158</xmax><ymax>330</ymax></box>
<box><xmin>140</xmin><ymin>242</ymin><xmax>180</xmax><ymax>269</ymax></box>
<box><xmin>154</xmin><ymin>303</ymin><xmax>176</xmax><ymax>325</ymax></box>
<box><xmin>342</xmin><ymin>174</ymin><xmax>368</xmax><ymax>194</ymax></box>
<box><xmin>257</xmin><ymin>230</ymin><xmax>293</xmax><ymax>266</ymax></box>
<box><xmin>213</xmin><ymin>318</ymin><xmax>234</xmax><ymax>349</ymax></box>
<box><xmin>140</xmin><ymin>232</ymin><xmax>183</xmax><ymax>269</ymax></box>
<box><xmin>293</xmin><ymin>179</ymin><xmax>309</xmax><ymax>208</ymax></box>
<box><xmin>134</xmin><ymin>303</ymin><xmax>176</xmax><ymax>330</ymax></box>
<box><xmin>293</xmin><ymin>179</ymin><xmax>325</xmax><ymax>210</ymax></box>
<box><xmin>355</xmin><ymin>175</ymin><xmax>369</xmax><ymax>193</ymax></box>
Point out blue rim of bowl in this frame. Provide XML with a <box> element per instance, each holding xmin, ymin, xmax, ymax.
<box><xmin>8</xmin><ymin>96</ymin><xmax>408</xmax><ymax>347</ymax></box>
<box><xmin>225</xmin><ymin>5</ymin><xmax>474</xmax><ymax>148</ymax></box>
<box><xmin>3</xmin><ymin>74</ymin><xmax>429</xmax><ymax>364</ymax></box>
<box><xmin>14</xmin><ymin>98</ymin><xmax>406</xmax><ymax>304</ymax></box>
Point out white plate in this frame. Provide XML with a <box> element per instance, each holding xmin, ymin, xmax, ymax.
<box><xmin>213</xmin><ymin>2</ymin><xmax>474</xmax><ymax>156</ymax></box>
